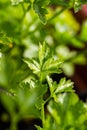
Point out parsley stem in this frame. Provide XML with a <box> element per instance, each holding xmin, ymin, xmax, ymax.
<box><xmin>45</xmin><ymin>96</ymin><xmax>51</xmax><ymax>104</ymax></box>
<box><xmin>48</xmin><ymin>7</ymin><xmax>68</xmax><ymax>22</ymax></box>
<box><xmin>41</xmin><ymin>103</ymin><xmax>45</xmax><ymax>127</ymax></box>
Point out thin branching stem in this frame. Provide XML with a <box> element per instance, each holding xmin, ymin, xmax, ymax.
<box><xmin>22</xmin><ymin>7</ymin><xmax>68</xmax><ymax>37</ymax></box>
<box><xmin>48</xmin><ymin>7</ymin><xmax>68</xmax><ymax>22</ymax></box>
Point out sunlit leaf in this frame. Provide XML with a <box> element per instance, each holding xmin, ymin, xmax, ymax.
<box><xmin>39</xmin><ymin>42</ymin><xmax>50</xmax><ymax>67</ymax></box>
<box><xmin>23</xmin><ymin>58</ymin><xmax>40</xmax><ymax>74</ymax></box>
<box><xmin>55</xmin><ymin>78</ymin><xmax>74</xmax><ymax>93</ymax></box>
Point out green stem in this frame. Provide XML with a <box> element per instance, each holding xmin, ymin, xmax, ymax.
<box><xmin>21</xmin><ymin>3</ymin><xmax>31</xmax><ymax>20</ymax></box>
<box><xmin>10</xmin><ymin>114</ymin><xmax>20</xmax><ymax>130</ymax></box>
<box><xmin>21</xmin><ymin>17</ymin><xmax>39</xmax><ymax>38</ymax></box>
<box><xmin>41</xmin><ymin>95</ymin><xmax>52</xmax><ymax>127</ymax></box>
<box><xmin>48</xmin><ymin>7</ymin><xmax>68</xmax><ymax>22</ymax></box>
<box><xmin>10</xmin><ymin>117</ymin><xmax>18</xmax><ymax>130</ymax></box>
<box><xmin>21</xmin><ymin>3</ymin><xmax>26</xmax><ymax>13</ymax></box>
<box><xmin>41</xmin><ymin>103</ymin><xmax>45</xmax><ymax>127</ymax></box>
<box><xmin>0</xmin><ymin>87</ymin><xmax>15</xmax><ymax>97</ymax></box>
<box><xmin>22</xmin><ymin>7</ymin><xmax>67</xmax><ymax>37</ymax></box>
<box><xmin>44</xmin><ymin>96</ymin><xmax>51</xmax><ymax>104</ymax></box>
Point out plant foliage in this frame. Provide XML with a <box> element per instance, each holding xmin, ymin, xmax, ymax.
<box><xmin>0</xmin><ymin>0</ymin><xmax>87</xmax><ymax>130</ymax></box>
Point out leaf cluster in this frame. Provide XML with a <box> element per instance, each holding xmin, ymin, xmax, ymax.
<box><xmin>24</xmin><ymin>42</ymin><xmax>62</xmax><ymax>82</ymax></box>
<box><xmin>11</xmin><ymin>0</ymin><xmax>87</xmax><ymax>23</ymax></box>
<box><xmin>0</xmin><ymin>1</ymin><xmax>87</xmax><ymax>130</ymax></box>
<box><xmin>1</xmin><ymin>42</ymin><xmax>86</xmax><ymax>130</ymax></box>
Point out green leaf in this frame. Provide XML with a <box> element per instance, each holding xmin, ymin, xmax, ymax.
<box><xmin>47</xmin><ymin>93</ymin><xmax>87</xmax><ymax>129</ymax></box>
<box><xmin>47</xmin><ymin>75</ymin><xmax>58</xmax><ymax>96</ymax></box>
<box><xmin>35</xmin><ymin>83</ymin><xmax>48</xmax><ymax>110</ymax></box>
<box><xmin>74</xmin><ymin>0</ymin><xmax>82</xmax><ymax>12</ymax></box>
<box><xmin>74</xmin><ymin>0</ymin><xmax>87</xmax><ymax>12</ymax></box>
<box><xmin>39</xmin><ymin>42</ymin><xmax>50</xmax><ymax>67</ymax></box>
<box><xmin>47</xmin><ymin>76</ymin><xmax>74</xmax><ymax>96</ymax></box>
<box><xmin>33</xmin><ymin>0</ymin><xmax>50</xmax><ymax>24</ymax></box>
<box><xmin>39</xmin><ymin>42</ymin><xmax>62</xmax><ymax>75</ymax></box>
<box><xmin>24</xmin><ymin>42</ymin><xmax>63</xmax><ymax>81</ymax></box>
<box><xmin>14</xmin><ymin>83</ymin><xmax>40</xmax><ymax>117</ymax></box>
<box><xmin>23</xmin><ymin>58</ymin><xmax>40</xmax><ymax>74</ymax></box>
<box><xmin>33</xmin><ymin>4</ymin><xmax>47</xmax><ymax>24</ymax></box>
<box><xmin>0</xmin><ymin>32</ymin><xmax>13</xmax><ymax>52</ymax></box>
<box><xmin>18</xmin><ymin>81</ymin><xmax>48</xmax><ymax>113</ymax></box>
<box><xmin>55</xmin><ymin>78</ymin><xmax>74</xmax><ymax>93</ymax></box>
<box><xmin>42</xmin><ymin>57</ymin><xmax>62</xmax><ymax>74</ymax></box>
<box><xmin>1</xmin><ymin>93</ymin><xmax>16</xmax><ymax>116</ymax></box>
